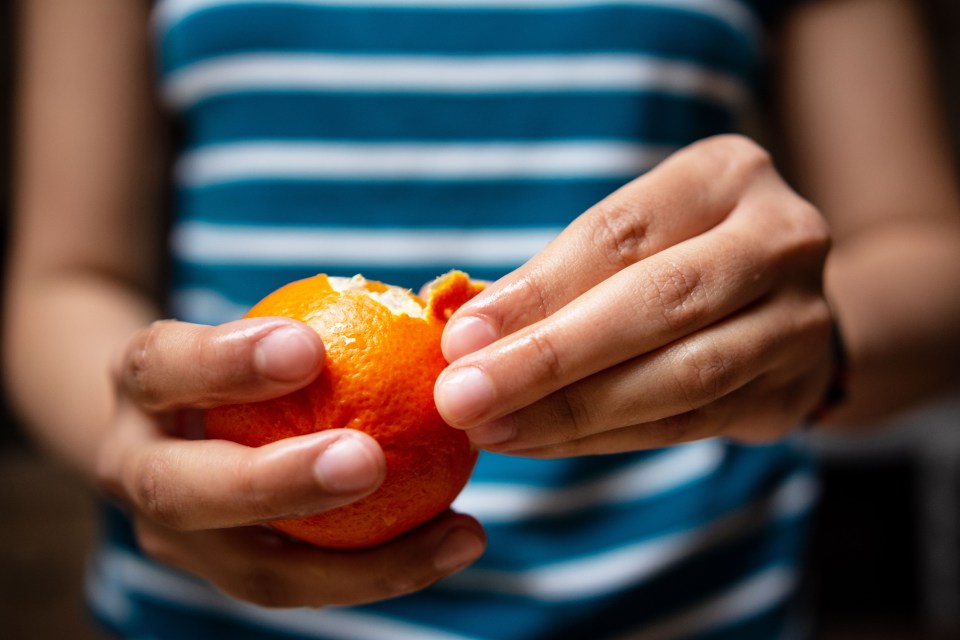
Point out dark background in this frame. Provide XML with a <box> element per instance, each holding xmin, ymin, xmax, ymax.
<box><xmin>2</xmin><ymin>2</ymin><xmax>960</xmax><ymax>639</ymax></box>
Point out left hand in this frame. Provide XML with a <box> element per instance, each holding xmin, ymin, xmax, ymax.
<box><xmin>434</xmin><ymin>135</ymin><xmax>836</xmax><ymax>457</ymax></box>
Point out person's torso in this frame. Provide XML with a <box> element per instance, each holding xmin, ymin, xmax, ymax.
<box><xmin>86</xmin><ymin>2</ymin><xmax>815</xmax><ymax>639</ymax></box>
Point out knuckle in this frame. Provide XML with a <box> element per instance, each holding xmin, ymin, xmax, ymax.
<box><xmin>645</xmin><ymin>260</ymin><xmax>706</xmax><ymax>331</ymax></box>
<box><xmin>236</xmin><ymin>456</ymin><xmax>276</xmax><ymax>523</ymax></box>
<box><xmin>789</xmin><ymin>200</ymin><xmax>832</xmax><ymax>259</ymax></box>
<box><xmin>121</xmin><ymin>320</ymin><xmax>172</xmax><ymax>409</ymax></box>
<box><xmin>482</xmin><ymin>270</ymin><xmax>554</xmax><ymax>337</ymax></box>
<box><xmin>510</xmin><ymin>270</ymin><xmax>552</xmax><ymax>325</ymax></box>
<box><xmin>800</xmin><ymin>296</ymin><xmax>835</xmax><ymax>358</ymax></box>
<box><xmin>195</xmin><ymin>326</ymin><xmax>251</xmax><ymax>400</ymax></box>
<box><xmin>523</xmin><ymin>329</ymin><xmax>565</xmax><ymax>386</ymax></box>
<box><xmin>767</xmin><ymin>193</ymin><xmax>831</xmax><ymax>264</ymax></box>
<box><xmin>589</xmin><ymin>198</ymin><xmax>650</xmax><ymax>268</ymax></box>
<box><xmin>694</xmin><ymin>134</ymin><xmax>772</xmax><ymax>178</ymax></box>
<box><xmin>714</xmin><ymin>134</ymin><xmax>772</xmax><ymax>174</ymax></box>
<box><xmin>675</xmin><ymin>340</ymin><xmax>738</xmax><ymax>405</ymax></box>
<box><xmin>545</xmin><ymin>385</ymin><xmax>594</xmax><ymax>444</ymax></box>
<box><xmin>134</xmin><ymin>451</ymin><xmax>185</xmax><ymax>529</ymax></box>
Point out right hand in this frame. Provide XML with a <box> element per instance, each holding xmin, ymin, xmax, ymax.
<box><xmin>95</xmin><ymin>317</ymin><xmax>486</xmax><ymax>607</ymax></box>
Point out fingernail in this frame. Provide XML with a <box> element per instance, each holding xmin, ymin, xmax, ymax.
<box><xmin>443</xmin><ymin>316</ymin><xmax>498</xmax><ymax>361</ymax></box>
<box><xmin>467</xmin><ymin>416</ymin><xmax>516</xmax><ymax>446</ymax></box>
<box><xmin>313</xmin><ymin>434</ymin><xmax>382</xmax><ymax>494</ymax></box>
<box><xmin>254</xmin><ymin>325</ymin><xmax>322</xmax><ymax>381</ymax></box>
<box><xmin>435</xmin><ymin>366</ymin><xmax>495</xmax><ymax>426</ymax></box>
<box><xmin>434</xmin><ymin>528</ymin><xmax>484</xmax><ymax>573</ymax></box>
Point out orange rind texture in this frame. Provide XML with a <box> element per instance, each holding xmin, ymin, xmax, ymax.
<box><xmin>204</xmin><ymin>270</ymin><xmax>483</xmax><ymax>548</ymax></box>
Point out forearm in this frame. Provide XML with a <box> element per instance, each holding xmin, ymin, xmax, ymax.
<box><xmin>825</xmin><ymin>216</ymin><xmax>960</xmax><ymax>425</ymax></box>
<box><xmin>5</xmin><ymin>0</ymin><xmax>166</xmax><ymax>477</ymax></box>
<box><xmin>4</xmin><ymin>267</ymin><xmax>160</xmax><ymax>479</ymax></box>
<box><xmin>777</xmin><ymin>0</ymin><xmax>960</xmax><ymax>425</ymax></box>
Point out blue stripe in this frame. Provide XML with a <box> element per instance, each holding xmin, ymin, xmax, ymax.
<box><xmin>180</xmin><ymin>92</ymin><xmax>735</xmax><ymax>146</ymax></box>
<box><xmin>94</xmin><ymin>493</ymin><xmax>806</xmax><ymax>639</ymax></box>
<box><xmin>363</xmin><ymin>520</ymin><xmax>807</xmax><ymax>639</ymax></box>
<box><xmin>169</xmin><ymin>264</ymin><xmax>513</xmax><ymax>315</ymax></box>
<box><xmin>130</xmin><ymin>2</ymin><xmax>814</xmax><ymax>638</ymax></box>
<box><xmin>471</xmin><ymin>448</ymin><xmax>810</xmax><ymax>569</ymax></box>
<box><xmin>176</xmin><ymin>177</ymin><xmax>629</xmax><ymax>228</ymax></box>
<box><xmin>161</xmin><ymin>5</ymin><xmax>756</xmax><ymax>78</ymax></box>
<box><xmin>561</xmin><ymin>527</ymin><xmax>806</xmax><ymax>637</ymax></box>
<box><xmin>633</xmin><ymin>528</ymin><xmax>806</xmax><ymax>623</ymax></box>
<box><xmin>472</xmin><ymin>446</ymin><xmax>677</xmax><ymax>487</ymax></box>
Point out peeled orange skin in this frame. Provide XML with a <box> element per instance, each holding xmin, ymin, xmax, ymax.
<box><xmin>204</xmin><ymin>271</ymin><xmax>484</xmax><ymax>549</ymax></box>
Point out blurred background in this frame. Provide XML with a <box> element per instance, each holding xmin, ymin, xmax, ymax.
<box><xmin>2</xmin><ymin>1</ymin><xmax>960</xmax><ymax>639</ymax></box>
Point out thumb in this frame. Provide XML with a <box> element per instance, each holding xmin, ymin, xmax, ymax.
<box><xmin>100</xmin><ymin>427</ymin><xmax>386</xmax><ymax>531</ymax></box>
<box><xmin>115</xmin><ymin>317</ymin><xmax>325</xmax><ymax>411</ymax></box>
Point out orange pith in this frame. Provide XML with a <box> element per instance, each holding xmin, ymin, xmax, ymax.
<box><xmin>204</xmin><ymin>270</ymin><xmax>484</xmax><ymax>549</ymax></box>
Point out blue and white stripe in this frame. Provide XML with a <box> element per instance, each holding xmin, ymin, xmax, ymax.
<box><xmin>174</xmin><ymin>140</ymin><xmax>674</xmax><ymax>184</ymax></box>
<box><xmin>88</xmin><ymin>0</ymin><xmax>818</xmax><ymax>637</ymax></box>
<box><xmin>154</xmin><ymin>0</ymin><xmax>762</xmax><ymax>38</ymax></box>
<box><xmin>89</xmin><ymin>455</ymin><xmax>814</xmax><ymax>638</ymax></box>
<box><xmin>453</xmin><ymin>439</ymin><xmax>727</xmax><ymax>522</ymax></box>
<box><xmin>163</xmin><ymin>53</ymin><xmax>752</xmax><ymax>110</ymax></box>
<box><xmin>172</xmin><ymin>222</ymin><xmax>563</xmax><ymax>266</ymax></box>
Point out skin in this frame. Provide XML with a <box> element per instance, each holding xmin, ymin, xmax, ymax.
<box><xmin>6</xmin><ymin>0</ymin><xmax>960</xmax><ymax>609</ymax></box>
<box><xmin>6</xmin><ymin>0</ymin><xmax>485</xmax><ymax>608</ymax></box>
<box><xmin>435</xmin><ymin>0</ymin><xmax>960</xmax><ymax>455</ymax></box>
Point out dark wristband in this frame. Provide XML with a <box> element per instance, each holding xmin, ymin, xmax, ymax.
<box><xmin>807</xmin><ymin>315</ymin><xmax>850</xmax><ymax>424</ymax></box>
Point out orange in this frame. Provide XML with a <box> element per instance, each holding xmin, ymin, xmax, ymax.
<box><xmin>204</xmin><ymin>270</ymin><xmax>484</xmax><ymax>549</ymax></box>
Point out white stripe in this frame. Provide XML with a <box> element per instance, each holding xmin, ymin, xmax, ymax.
<box><xmin>163</xmin><ymin>53</ymin><xmax>750</xmax><ymax>110</ymax></box>
<box><xmin>154</xmin><ymin>0</ymin><xmax>760</xmax><ymax>38</ymax></box>
<box><xmin>623</xmin><ymin>565</ymin><xmax>798</xmax><ymax>640</ymax></box>
<box><xmin>441</xmin><ymin>472</ymin><xmax>816</xmax><ymax>601</ymax></box>
<box><xmin>85</xmin><ymin>559</ymin><xmax>134</xmax><ymax>627</ymax></box>
<box><xmin>87</xmin><ymin>545</ymin><xmax>794</xmax><ymax>640</ymax></box>
<box><xmin>87</xmin><ymin>547</ymin><xmax>479</xmax><ymax>640</ymax></box>
<box><xmin>172</xmin><ymin>222</ymin><xmax>561</xmax><ymax>266</ymax></box>
<box><xmin>170</xmin><ymin>288</ymin><xmax>250</xmax><ymax>324</ymax></box>
<box><xmin>85</xmin><ymin>475</ymin><xmax>811</xmax><ymax>637</ymax></box>
<box><xmin>176</xmin><ymin>141</ymin><xmax>671</xmax><ymax>184</ymax></box>
<box><xmin>453</xmin><ymin>440</ymin><xmax>725</xmax><ymax>522</ymax></box>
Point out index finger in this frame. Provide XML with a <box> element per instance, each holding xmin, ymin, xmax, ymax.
<box><xmin>442</xmin><ymin>135</ymin><xmax>776</xmax><ymax>361</ymax></box>
<box><xmin>434</xmin><ymin>215</ymin><xmax>780</xmax><ymax>430</ymax></box>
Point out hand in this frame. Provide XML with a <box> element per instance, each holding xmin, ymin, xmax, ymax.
<box><xmin>96</xmin><ymin>317</ymin><xmax>486</xmax><ymax>607</ymax></box>
<box><xmin>434</xmin><ymin>135</ymin><xmax>835</xmax><ymax>457</ymax></box>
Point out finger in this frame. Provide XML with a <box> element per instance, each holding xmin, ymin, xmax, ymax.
<box><xmin>98</xmin><ymin>425</ymin><xmax>386</xmax><ymax>530</ymax></box>
<box><xmin>436</xmin><ymin>159</ymin><xmax>829</xmax><ymax>430</ymax></box>
<box><xmin>508</xmin><ymin>367</ymin><xmax>825</xmax><ymax>458</ymax></box>
<box><xmin>133</xmin><ymin>510</ymin><xmax>486</xmax><ymax>607</ymax></box>
<box><xmin>461</xmin><ymin>289</ymin><xmax>831</xmax><ymax>452</ymax></box>
<box><xmin>115</xmin><ymin>317</ymin><xmax>325</xmax><ymax>412</ymax></box>
<box><xmin>510</xmin><ymin>391</ymin><xmax>751</xmax><ymax>458</ymax></box>
<box><xmin>443</xmin><ymin>135</ymin><xmax>778</xmax><ymax>361</ymax></box>
<box><xmin>436</xmin><ymin>214</ymin><xmax>781</xmax><ymax>429</ymax></box>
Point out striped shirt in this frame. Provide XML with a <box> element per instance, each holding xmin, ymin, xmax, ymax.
<box><xmin>88</xmin><ymin>1</ymin><xmax>815</xmax><ymax>638</ymax></box>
